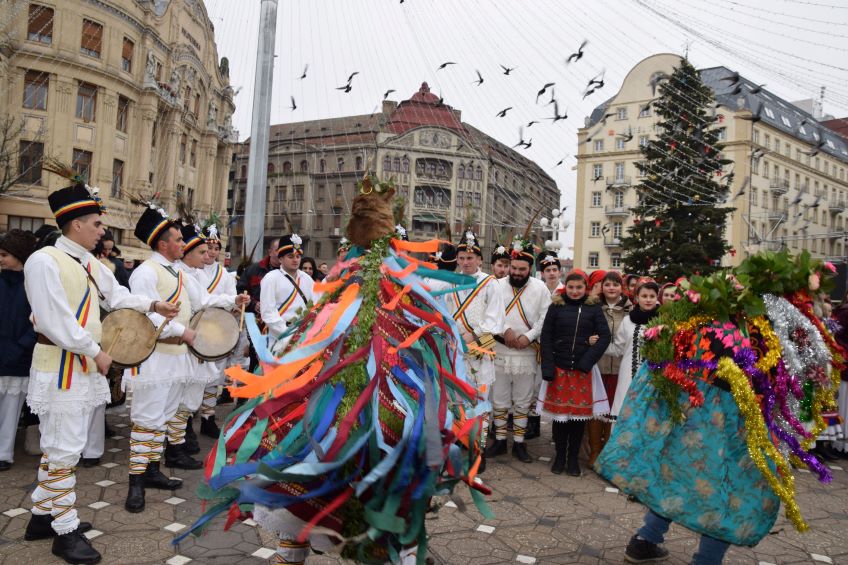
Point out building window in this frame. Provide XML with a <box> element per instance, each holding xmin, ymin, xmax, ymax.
<box><xmin>193</xmin><ymin>93</ymin><xmax>200</xmax><ymax>116</ymax></box>
<box><xmin>76</xmin><ymin>82</ymin><xmax>97</xmax><ymax>121</ymax></box>
<box><xmin>190</xmin><ymin>140</ymin><xmax>197</xmax><ymax>167</ymax></box>
<box><xmin>593</xmin><ymin>139</ymin><xmax>604</xmax><ymax>151</ymax></box>
<box><xmin>402</xmin><ymin>157</ymin><xmax>410</xmax><ymax>173</ymax></box>
<box><xmin>588</xmin><ymin>252</ymin><xmax>599</xmax><ymax>268</ymax></box>
<box><xmin>611</xmin><ymin>253</ymin><xmax>622</xmax><ymax>268</ymax></box>
<box><xmin>121</xmin><ymin>38</ymin><xmax>134</xmax><ymax>72</ymax></box>
<box><xmin>186</xmin><ymin>188</ymin><xmax>195</xmax><ymax>210</ymax></box>
<box><xmin>179</xmin><ymin>134</ymin><xmax>187</xmax><ymax>164</ymax></box>
<box><xmin>614</xmin><ymin>191</ymin><xmax>624</xmax><ymax>207</ymax></box>
<box><xmin>282</xmin><ymin>161</ymin><xmax>292</xmax><ymax>173</ymax></box>
<box><xmin>241</xmin><ymin>165</ymin><xmax>247</xmax><ymax>178</ymax></box>
<box><xmin>616</xmin><ymin>138</ymin><xmax>626</xmax><ymax>150</ymax></box>
<box><xmin>314</xmin><ymin>214</ymin><xmax>323</xmax><ymax>231</ymax></box>
<box><xmin>383</xmin><ymin>156</ymin><xmax>392</xmax><ymax>171</ymax></box>
<box><xmin>300</xmin><ymin>160</ymin><xmax>308</xmax><ymax>173</ymax></box>
<box><xmin>23</xmin><ymin>70</ymin><xmax>48</xmax><ymax>110</ymax></box>
<box><xmin>80</xmin><ymin>19</ymin><xmax>103</xmax><ymax>58</ymax></box>
<box><xmin>639</xmin><ymin>136</ymin><xmax>649</xmax><ymax>148</ymax></box>
<box><xmin>183</xmin><ymin>85</ymin><xmax>192</xmax><ymax>110</ymax></box>
<box><xmin>116</xmin><ymin>95</ymin><xmax>129</xmax><ymax>133</ymax></box>
<box><xmin>716</xmin><ymin>128</ymin><xmax>726</xmax><ymax>141</ymax></box>
<box><xmin>591</xmin><ymin>191</ymin><xmax>602</xmax><ymax>207</ymax></box>
<box><xmin>613</xmin><ymin>221</ymin><xmax>623</xmax><ymax>238</ymax></box>
<box><xmin>615</xmin><ymin>162</ymin><xmax>625</xmax><ymax>181</ymax></box>
<box><xmin>593</xmin><ymin>164</ymin><xmax>603</xmax><ymax>178</ymax></box>
<box><xmin>458</xmin><ymin>164</ymin><xmax>465</xmax><ymax>179</ymax></box>
<box><xmin>752</xmin><ymin>188</ymin><xmax>758</xmax><ymax>206</ymax></box>
<box><xmin>355</xmin><ymin>156</ymin><xmax>363</xmax><ymax>170</ymax></box>
<box><xmin>18</xmin><ymin>141</ymin><xmax>44</xmax><ymax>184</ymax></box>
<box><xmin>639</xmin><ymin>105</ymin><xmax>651</xmax><ymax>118</ymax></box>
<box><xmin>616</xmin><ymin>107</ymin><xmax>627</xmax><ymax>120</ymax></box>
<box><xmin>72</xmin><ymin>149</ymin><xmax>93</xmax><ymax>181</ymax></box>
<box><xmin>337</xmin><ymin>157</ymin><xmax>344</xmax><ymax>171</ymax></box>
<box><xmin>111</xmin><ymin>159</ymin><xmax>124</xmax><ymax>196</ymax></box>
<box><xmin>28</xmin><ymin>4</ymin><xmax>53</xmax><ymax>44</ymax></box>
<box><xmin>752</xmin><ymin>129</ymin><xmax>759</xmax><ymax>144</ymax></box>
<box><xmin>590</xmin><ymin>221</ymin><xmax>601</xmax><ymax>237</ymax></box>
<box><xmin>764</xmin><ymin>135</ymin><xmax>770</xmax><ymax>150</ymax></box>
<box><xmin>319</xmin><ymin>159</ymin><xmax>326</xmax><ymax>172</ymax></box>
<box><xmin>390</xmin><ymin>157</ymin><xmax>398</xmax><ymax>172</ymax></box>
<box><xmin>762</xmin><ymin>161</ymin><xmax>769</xmax><ymax>178</ymax></box>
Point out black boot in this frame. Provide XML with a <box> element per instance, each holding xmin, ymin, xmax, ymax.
<box><xmin>125</xmin><ymin>474</ymin><xmax>145</xmax><ymax>513</ymax></box>
<box><xmin>512</xmin><ymin>441</ymin><xmax>532</xmax><ymax>463</ymax></box>
<box><xmin>183</xmin><ymin>417</ymin><xmax>200</xmax><ymax>455</ymax></box>
<box><xmin>142</xmin><ymin>461</ymin><xmax>182</xmax><ymax>490</ymax></box>
<box><xmin>551</xmin><ymin>421</ymin><xmax>567</xmax><ymax>475</ymax></box>
<box><xmin>624</xmin><ymin>535</ymin><xmax>669</xmax><ymax>563</ymax></box>
<box><xmin>51</xmin><ymin>528</ymin><xmax>101</xmax><ymax>564</ymax></box>
<box><xmin>24</xmin><ymin>513</ymin><xmax>92</xmax><ymax>541</ymax></box>
<box><xmin>218</xmin><ymin>387</ymin><xmax>233</xmax><ymax>405</ymax></box>
<box><xmin>200</xmin><ymin>415</ymin><xmax>221</xmax><ymax>439</ymax></box>
<box><xmin>484</xmin><ymin>439</ymin><xmax>507</xmax><ymax>458</ymax></box>
<box><xmin>566</xmin><ymin>421</ymin><xmax>586</xmax><ymax>477</ymax></box>
<box><xmin>164</xmin><ymin>442</ymin><xmax>203</xmax><ymax>470</ymax></box>
<box><xmin>524</xmin><ymin>415</ymin><xmax>541</xmax><ymax>440</ymax></box>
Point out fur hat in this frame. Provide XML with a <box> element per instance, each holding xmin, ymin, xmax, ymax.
<box><xmin>0</xmin><ymin>229</ymin><xmax>37</xmax><ymax>264</ymax></box>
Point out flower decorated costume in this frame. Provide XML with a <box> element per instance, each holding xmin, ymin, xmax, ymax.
<box><xmin>596</xmin><ymin>250</ymin><xmax>843</xmax><ymax>558</ymax></box>
<box><xmin>179</xmin><ymin>176</ymin><xmax>492</xmax><ymax>564</ymax></box>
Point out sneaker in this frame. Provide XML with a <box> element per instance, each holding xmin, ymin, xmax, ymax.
<box><xmin>624</xmin><ymin>535</ymin><xmax>669</xmax><ymax>563</ymax></box>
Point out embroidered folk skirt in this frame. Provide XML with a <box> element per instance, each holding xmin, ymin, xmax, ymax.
<box><xmin>541</xmin><ymin>367</ymin><xmax>594</xmax><ymax>420</ymax></box>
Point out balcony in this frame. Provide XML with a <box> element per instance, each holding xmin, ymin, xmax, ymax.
<box><xmin>603</xmin><ymin>237</ymin><xmax>623</xmax><ymax>248</ymax></box>
<box><xmin>766</xmin><ymin>210</ymin><xmax>787</xmax><ymax>222</ymax></box>
<box><xmin>769</xmin><ymin>178</ymin><xmax>789</xmax><ymax>194</ymax></box>
<box><xmin>606</xmin><ymin>176</ymin><xmax>631</xmax><ymax>188</ymax></box>
<box><xmin>328</xmin><ymin>227</ymin><xmax>344</xmax><ymax>239</ymax></box>
<box><xmin>829</xmin><ymin>200</ymin><xmax>846</xmax><ymax>213</ymax></box>
<box><xmin>604</xmin><ymin>205</ymin><xmax>630</xmax><ymax>217</ymax></box>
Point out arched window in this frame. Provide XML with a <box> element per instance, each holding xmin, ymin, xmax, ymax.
<box><xmin>319</xmin><ymin>159</ymin><xmax>326</xmax><ymax>173</ymax></box>
<box><xmin>283</xmin><ymin>161</ymin><xmax>292</xmax><ymax>173</ymax></box>
<box><xmin>393</xmin><ymin>157</ymin><xmax>400</xmax><ymax>172</ymax></box>
<box><xmin>402</xmin><ymin>157</ymin><xmax>409</xmax><ymax>173</ymax></box>
<box><xmin>383</xmin><ymin>156</ymin><xmax>392</xmax><ymax>171</ymax></box>
<box><xmin>355</xmin><ymin>156</ymin><xmax>363</xmax><ymax>170</ymax></box>
<box><xmin>458</xmin><ymin>165</ymin><xmax>465</xmax><ymax>179</ymax></box>
<box><xmin>300</xmin><ymin>160</ymin><xmax>308</xmax><ymax>173</ymax></box>
<box><xmin>337</xmin><ymin>157</ymin><xmax>344</xmax><ymax>171</ymax></box>
<box><xmin>475</xmin><ymin>166</ymin><xmax>482</xmax><ymax>180</ymax></box>
<box><xmin>267</xmin><ymin>163</ymin><xmax>275</xmax><ymax>174</ymax></box>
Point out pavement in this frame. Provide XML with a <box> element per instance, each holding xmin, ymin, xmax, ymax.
<box><xmin>1</xmin><ymin>407</ymin><xmax>847</xmax><ymax>565</ymax></box>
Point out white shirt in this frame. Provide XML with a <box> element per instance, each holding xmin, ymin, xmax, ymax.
<box><xmin>260</xmin><ymin>268</ymin><xmax>315</xmax><ymax>337</ymax></box>
<box><xmin>444</xmin><ymin>270</ymin><xmax>504</xmax><ymax>337</ymax></box>
<box><xmin>201</xmin><ymin>262</ymin><xmax>237</xmax><ymax>296</ymax></box>
<box><xmin>495</xmin><ymin>276</ymin><xmax>551</xmax><ymax>344</ymax></box>
<box><xmin>176</xmin><ymin>261</ymin><xmax>237</xmax><ymax>312</ymax></box>
<box><xmin>25</xmin><ymin>236</ymin><xmax>152</xmax><ymax>359</ymax></box>
<box><xmin>128</xmin><ymin>252</ymin><xmax>191</xmax><ymax>339</ymax></box>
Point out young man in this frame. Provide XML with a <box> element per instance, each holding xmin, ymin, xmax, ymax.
<box><xmin>124</xmin><ymin>206</ymin><xmax>202</xmax><ymax>514</ymax></box>
<box><xmin>490</xmin><ymin>243</ymin><xmax>511</xmax><ymax>280</ymax></box>
<box><xmin>259</xmin><ymin>234</ymin><xmax>315</xmax><ymax>352</ymax></box>
<box><xmin>537</xmin><ymin>251</ymin><xmax>564</xmax><ymax>296</ymax></box>
<box><xmin>487</xmin><ymin>239</ymin><xmax>551</xmax><ymax>464</ymax></box>
<box><xmin>446</xmin><ymin>232</ymin><xmax>504</xmax><ymax>472</ymax></box>
<box><xmin>24</xmin><ymin>184</ymin><xmax>178</xmax><ymax>564</ymax></box>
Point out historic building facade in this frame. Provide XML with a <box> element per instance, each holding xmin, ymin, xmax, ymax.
<box><xmin>228</xmin><ymin>83</ymin><xmax>560</xmax><ymax>265</ymax></box>
<box><xmin>0</xmin><ymin>0</ymin><xmax>236</xmax><ymax>258</ymax></box>
<box><xmin>574</xmin><ymin>53</ymin><xmax>848</xmax><ymax>271</ymax></box>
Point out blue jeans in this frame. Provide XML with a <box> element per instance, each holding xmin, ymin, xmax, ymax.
<box><xmin>637</xmin><ymin>510</ymin><xmax>731</xmax><ymax>565</ymax></box>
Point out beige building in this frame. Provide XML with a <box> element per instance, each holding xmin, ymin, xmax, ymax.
<box><xmin>0</xmin><ymin>0</ymin><xmax>236</xmax><ymax>259</ymax></box>
<box><xmin>228</xmin><ymin>83</ymin><xmax>559</xmax><ymax>265</ymax></box>
<box><xmin>574</xmin><ymin>53</ymin><xmax>848</xmax><ymax>272</ymax></box>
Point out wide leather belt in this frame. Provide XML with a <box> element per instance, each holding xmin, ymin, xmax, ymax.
<box><xmin>36</xmin><ymin>333</ymin><xmax>55</xmax><ymax>346</ymax></box>
<box><xmin>157</xmin><ymin>337</ymin><xmax>183</xmax><ymax>345</ymax></box>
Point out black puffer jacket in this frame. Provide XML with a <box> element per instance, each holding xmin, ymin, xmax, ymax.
<box><xmin>540</xmin><ymin>293</ymin><xmax>611</xmax><ymax>379</ymax></box>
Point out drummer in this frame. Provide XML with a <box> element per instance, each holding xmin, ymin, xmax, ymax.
<box><xmin>259</xmin><ymin>233</ymin><xmax>314</xmax><ymax>353</ymax></box>
<box><xmin>174</xmin><ymin>222</ymin><xmax>247</xmax><ymax>453</ymax></box>
<box><xmin>198</xmin><ymin>221</ymin><xmax>241</xmax><ymax>438</ymax></box>
<box><xmin>23</xmin><ymin>181</ymin><xmax>179</xmax><ymax>564</ymax></box>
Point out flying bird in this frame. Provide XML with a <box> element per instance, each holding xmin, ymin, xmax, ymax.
<box><xmin>732</xmin><ymin>176</ymin><xmax>750</xmax><ymax>200</ymax></box>
<box><xmin>583</xmin><ymin>71</ymin><xmax>605</xmax><ymax>98</ymax></box>
<box><xmin>299</xmin><ymin>64</ymin><xmax>308</xmax><ymax>80</ymax></box>
<box><xmin>336</xmin><ymin>83</ymin><xmax>352</xmax><ymax>93</ymax></box>
<box><xmin>496</xmin><ymin>107</ymin><xmax>513</xmax><ymax>118</ymax></box>
<box><xmin>513</xmin><ymin>126</ymin><xmax>532</xmax><ymax>149</ymax></box>
<box><xmin>649</xmin><ymin>72</ymin><xmax>670</xmax><ymax>96</ymax></box>
<box><xmin>740</xmin><ymin>101</ymin><xmax>764</xmax><ymax>124</ymax></box>
<box><xmin>500</xmin><ymin>64</ymin><xmax>516</xmax><ymax>75</ymax></box>
<box><xmin>473</xmin><ymin>69</ymin><xmax>484</xmax><ymax>86</ymax></box>
<box><xmin>383</xmin><ymin>89</ymin><xmax>396</xmax><ymax>100</ymax></box>
<box><xmin>803</xmin><ymin>131</ymin><xmax>826</xmax><ymax>156</ymax></box>
<box><xmin>749</xmin><ymin>83</ymin><xmax>766</xmax><ymax>94</ymax></box>
<box><xmin>555</xmin><ymin>156</ymin><xmax>569</xmax><ymax>167</ymax></box>
<box><xmin>437</xmin><ymin>61</ymin><xmax>456</xmax><ymax>70</ymax></box>
<box><xmin>536</xmin><ymin>82</ymin><xmax>555</xmax><ymax>103</ymax></box>
<box><xmin>346</xmin><ymin>71</ymin><xmax>359</xmax><ymax>83</ymax></box>
<box><xmin>566</xmin><ymin>40</ymin><xmax>588</xmax><ymax>64</ymax></box>
<box><xmin>720</xmin><ymin>71</ymin><xmax>740</xmax><ymax>84</ymax></box>
<box><xmin>592</xmin><ymin>172</ymin><xmax>603</xmax><ymax>183</ymax></box>
<box><xmin>617</xmin><ymin>127</ymin><xmax>633</xmax><ymax>142</ymax></box>
<box><xmin>526</xmin><ymin>120</ymin><xmax>540</xmax><ymax>128</ymax></box>
<box><xmin>550</xmin><ymin>100</ymin><xmax>567</xmax><ymax>122</ymax></box>
<box><xmin>289</xmin><ymin>96</ymin><xmax>296</xmax><ymax>110</ymax></box>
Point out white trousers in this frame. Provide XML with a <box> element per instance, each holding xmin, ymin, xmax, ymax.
<box><xmin>82</xmin><ymin>404</ymin><xmax>105</xmax><ymax>459</ymax></box>
<box><xmin>492</xmin><ymin>368</ymin><xmax>535</xmax><ymax>412</ymax></box>
<box><xmin>130</xmin><ymin>380</ymin><xmax>184</xmax><ymax>430</ymax></box>
<box><xmin>0</xmin><ymin>391</ymin><xmax>27</xmax><ymax>462</ymax></box>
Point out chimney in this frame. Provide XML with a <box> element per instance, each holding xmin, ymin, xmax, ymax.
<box><xmin>382</xmin><ymin>100</ymin><xmax>398</xmax><ymax>114</ymax></box>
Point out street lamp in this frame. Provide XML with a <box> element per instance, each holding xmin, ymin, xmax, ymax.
<box><xmin>540</xmin><ymin>208</ymin><xmax>570</xmax><ymax>255</ymax></box>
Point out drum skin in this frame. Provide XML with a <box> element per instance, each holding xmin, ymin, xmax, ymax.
<box><xmin>101</xmin><ymin>309</ymin><xmax>156</xmax><ymax>368</ymax></box>
<box><xmin>189</xmin><ymin>308</ymin><xmax>240</xmax><ymax>361</ymax></box>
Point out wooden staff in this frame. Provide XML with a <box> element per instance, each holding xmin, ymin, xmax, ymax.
<box><xmin>239</xmin><ymin>291</ymin><xmax>248</xmax><ymax>331</ymax></box>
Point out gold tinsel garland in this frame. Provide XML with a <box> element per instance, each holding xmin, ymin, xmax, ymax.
<box><xmin>749</xmin><ymin>316</ymin><xmax>781</xmax><ymax>373</ymax></box>
<box><xmin>715</xmin><ymin>357</ymin><xmax>808</xmax><ymax>533</ymax></box>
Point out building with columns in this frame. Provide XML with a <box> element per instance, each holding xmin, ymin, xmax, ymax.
<box><xmin>0</xmin><ymin>0</ymin><xmax>236</xmax><ymax>259</ymax></box>
<box><xmin>228</xmin><ymin>83</ymin><xmax>560</xmax><ymax>266</ymax></box>
<box><xmin>574</xmin><ymin>53</ymin><xmax>848</xmax><ymax>272</ymax></box>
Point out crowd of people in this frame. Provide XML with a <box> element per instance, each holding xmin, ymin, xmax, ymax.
<box><xmin>1</xmin><ymin>172</ymin><xmax>846</xmax><ymax>565</ymax></box>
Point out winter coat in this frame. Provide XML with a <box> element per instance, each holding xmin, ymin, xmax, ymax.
<box><xmin>540</xmin><ymin>293</ymin><xmax>611</xmax><ymax>380</ymax></box>
<box><xmin>237</xmin><ymin>255</ymin><xmax>273</xmax><ymax>314</ymax></box>
<box><xmin>0</xmin><ymin>270</ymin><xmax>36</xmax><ymax>376</ymax></box>
<box><xmin>598</xmin><ymin>295</ymin><xmax>632</xmax><ymax>376</ymax></box>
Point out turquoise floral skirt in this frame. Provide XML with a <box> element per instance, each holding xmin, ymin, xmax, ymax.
<box><xmin>595</xmin><ymin>364</ymin><xmax>780</xmax><ymax>546</ymax></box>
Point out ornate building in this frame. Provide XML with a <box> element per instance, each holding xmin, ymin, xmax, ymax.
<box><xmin>574</xmin><ymin>53</ymin><xmax>848</xmax><ymax>271</ymax></box>
<box><xmin>228</xmin><ymin>83</ymin><xmax>560</xmax><ymax>265</ymax></box>
<box><xmin>0</xmin><ymin>0</ymin><xmax>236</xmax><ymax>258</ymax></box>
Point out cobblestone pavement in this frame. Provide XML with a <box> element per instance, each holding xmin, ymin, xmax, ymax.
<box><xmin>2</xmin><ymin>409</ymin><xmax>847</xmax><ymax>565</ymax></box>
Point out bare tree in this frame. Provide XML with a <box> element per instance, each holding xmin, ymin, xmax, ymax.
<box><xmin>0</xmin><ymin>113</ymin><xmax>42</xmax><ymax>195</ymax></box>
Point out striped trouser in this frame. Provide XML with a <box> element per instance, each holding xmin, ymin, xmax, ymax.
<box><xmin>492</xmin><ymin>408</ymin><xmax>528</xmax><ymax>442</ymax></box>
<box><xmin>199</xmin><ymin>384</ymin><xmax>219</xmax><ymax>419</ymax></box>
<box><xmin>166</xmin><ymin>410</ymin><xmax>191</xmax><ymax>445</ymax></box>
<box><xmin>129</xmin><ymin>425</ymin><xmax>165</xmax><ymax>474</ymax></box>
<box><xmin>31</xmin><ymin>456</ymin><xmax>79</xmax><ymax>534</ymax></box>
<box><xmin>276</xmin><ymin>538</ymin><xmax>310</xmax><ymax>564</ymax></box>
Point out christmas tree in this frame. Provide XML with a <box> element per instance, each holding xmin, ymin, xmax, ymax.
<box><xmin>620</xmin><ymin>58</ymin><xmax>734</xmax><ymax>281</ymax></box>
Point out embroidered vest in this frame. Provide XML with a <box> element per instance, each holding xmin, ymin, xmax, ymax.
<box><xmin>146</xmin><ymin>260</ymin><xmax>191</xmax><ymax>355</ymax></box>
<box><xmin>31</xmin><ymin>247</ymin><xmax>102</xmax><ymax>382</ymax></box>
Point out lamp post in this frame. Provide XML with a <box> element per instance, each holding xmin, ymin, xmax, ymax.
<box><xmin>539</xmin><ymin>208</ymin><xmax>571</xmax><ymax>257</ymax></box>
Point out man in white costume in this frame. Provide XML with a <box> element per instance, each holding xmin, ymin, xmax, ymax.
<box><xmin>24</xmin><ymin>182</ymin><xmax>178</xmax><ymax>564</ymax></box>
<box><xmin>259</xmin><ymin>234</ymin><xmax>314</xmax><ymax>353</ymax></box>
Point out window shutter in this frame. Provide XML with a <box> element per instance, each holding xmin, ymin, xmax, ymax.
<box><xmin>81</xmin><ymin>20</ymin><xmax>102</xmax><ymax>53</ymax></box>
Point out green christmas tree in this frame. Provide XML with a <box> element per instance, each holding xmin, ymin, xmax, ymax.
<box><xmin>620</xmin><ymin>58</ymin><xmax>734</xmax><ymax>281</ymax></box>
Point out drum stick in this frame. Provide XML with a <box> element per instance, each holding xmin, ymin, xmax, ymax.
<box><xmin>239</xmin><ymin>291</ymin><xmax>248</xmax><ymax>331</ymax></box>
<box><xmin>151</xmin><ymin>300</ymin><xmax>178</xmax><ymax>344</ymax></box>
<box><xmin>105</xmin><ymin>327</ymin><xmax>122</xmax><ymax>356</ymax></box>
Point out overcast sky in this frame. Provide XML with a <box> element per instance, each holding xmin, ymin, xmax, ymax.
<box><xmin>203</xmin><ymin>0</ymin><xmax>848</xmax><ymax>256</ymax></box>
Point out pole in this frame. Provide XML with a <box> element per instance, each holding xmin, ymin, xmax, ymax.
<box><xmin>244</xmin><ymin>0</ymin><xmax>279</xmax><ymax>256</ymax></box>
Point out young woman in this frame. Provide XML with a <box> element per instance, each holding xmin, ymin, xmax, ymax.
<box><xmin>299</xmin><ymin>256</ymin><xmax>323</xmax><ymax>281</ymax></box>
<box><xmin>539</xmin><ymin>270</ymin><xmax>611</xmax><ymax>476</ymax></box>
<box><xmin>0</xmin><ymin>230</ymin><xmax>37</xmax><ymax>471</ymax></box>
<box><xmin>660</xmin><ymin>282</ymin><xmax>680</xmax><ymax>304</ymax></box>
<box><xmin>607</xmin><ymin>279</ymin><xmax>660</xmax><ymax>419</ymax></box>
<box><xmin>587</xmin><ymin>271</ymin><xmax>631</xmax><ymax>467</ymax></box>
